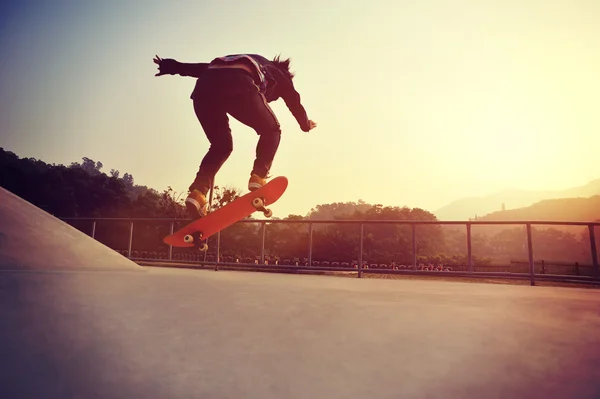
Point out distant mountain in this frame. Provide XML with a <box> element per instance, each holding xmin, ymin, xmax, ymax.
<box><xmin>477</xmin><ymin>195</ymin><xmax>600</xmax><ymax>222</ymax></box>
<box><xmin>463</xmin><ymin>195</ymin><xmax>600</xmax><ymax>237</ymax></box>
<box><xmin>434</xmin><ymin>179</ymin><xmax>600</xmax><ymax>221</ymax></box>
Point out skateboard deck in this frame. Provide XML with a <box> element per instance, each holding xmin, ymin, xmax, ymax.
<box><xmin>163</xmin><ymin>176</ymin><xmax>288</xmax><ymax>250</ymax></box>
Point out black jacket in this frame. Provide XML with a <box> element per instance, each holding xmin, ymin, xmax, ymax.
<box><xmin>173</xmin><ymin>54</ymin><xmax>310</xmax><ymax>132</ymax></box>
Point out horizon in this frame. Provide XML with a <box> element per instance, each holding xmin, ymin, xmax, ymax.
<box><xmin>1</xmin><ymin>1</ymin><xmax>599</xmax><ymax>219</ymax></box>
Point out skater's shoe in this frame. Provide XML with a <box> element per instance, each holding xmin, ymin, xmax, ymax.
<box><xmin>248</xmin><ymin>173</ymin><xmax>267</xmax><ymax>191</ymax></box>
<box><xmin>185</xmin><ymin>189</ymin><xmax>208</xmax><ymax>218</ymax></box>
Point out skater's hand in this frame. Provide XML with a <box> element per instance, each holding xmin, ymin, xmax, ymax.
<box><xmin>308</xmin><ymin>120</ymin><xmax>317</xmax><ymax>131</ymax></box>
<box><xmin>153</xmin><ymin>55</ymin><xmax>179</xmax><ymax>76</ymax></box>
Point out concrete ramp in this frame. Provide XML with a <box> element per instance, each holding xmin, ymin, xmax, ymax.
<box><xmin>0</xmin><ymin>187</ymin><xmax>142</xmax><ymax>271</ymax></box>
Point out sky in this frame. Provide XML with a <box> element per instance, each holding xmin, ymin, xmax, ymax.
<box><xmin>1</xmin><ymin>0</ymin><xmax>599</xmax><ymax>218</ymax></box>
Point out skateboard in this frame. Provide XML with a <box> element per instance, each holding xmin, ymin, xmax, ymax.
<box><xmin>163</xmin><ymin>176</ymin><xmax>288</xmax><ymax>251</ymax></box>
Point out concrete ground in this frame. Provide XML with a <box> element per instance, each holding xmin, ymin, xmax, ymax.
<box><xmin>2</xmin><ymin>267</ymin><xmax>600</xmax><ymax>399</ymax></box>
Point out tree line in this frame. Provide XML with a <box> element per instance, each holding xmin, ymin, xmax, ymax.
<box><xmin>1</xmin><ymin>148</ymin><xmax>597</xmax><ymax>271</ymax></box>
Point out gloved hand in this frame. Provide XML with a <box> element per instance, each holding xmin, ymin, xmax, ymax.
<box><xmin>153</xmin><ymin>55</ymin><xmax>179</xmax><ymax>76</ymax></box>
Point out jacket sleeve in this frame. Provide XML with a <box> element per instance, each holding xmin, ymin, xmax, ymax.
<box><xmin>278</xmin><ymin>74</ymin><xmax>311</xmax><ymax>132</ymax></box>
<box><xmin>175</xmin><ymin>62</ymin><xmax>210</xmax><ymax>78</ymax></box>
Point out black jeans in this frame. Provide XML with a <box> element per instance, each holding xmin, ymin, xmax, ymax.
<box><xmin>189</xmin><ymin>68</ymin><xmax>281</xmax><ymax>194</ymax></box>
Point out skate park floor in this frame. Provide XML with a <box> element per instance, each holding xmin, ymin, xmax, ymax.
<box><xmin>2</xmin><ymin>267</ymin><xmax>600</xmax><ymax>399</ymax></box>
<box><xmin>1</xmin><ymin>186</ymin><xmax>600</xmax><ymax>398</ymax></box>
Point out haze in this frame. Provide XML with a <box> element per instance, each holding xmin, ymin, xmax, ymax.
<box><xmin>1</xmin><ymin>0</ymin><xmax>599</xmax><ymax>218</ymax></box>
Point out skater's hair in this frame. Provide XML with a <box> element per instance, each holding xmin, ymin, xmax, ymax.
<box><xmin>272</xmin><ymin>54</ymin><xmax>295</xmax><ymax>79</ymax></box>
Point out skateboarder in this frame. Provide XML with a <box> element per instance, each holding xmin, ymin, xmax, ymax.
<box><xmin>153</xmin><ymin>53</ymin><xmax>317</xmax><ymax>218</ymax></box>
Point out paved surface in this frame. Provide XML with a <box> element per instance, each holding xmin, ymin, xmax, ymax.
<box><xmin>1</xmin><ymin>187</ymin><xmax>600</xmax><ymax>398</ymax></box>
<box><xmin>2</xmin><ymin>268</ymin><xmax>600</xmax><ymax>398</ymax></box>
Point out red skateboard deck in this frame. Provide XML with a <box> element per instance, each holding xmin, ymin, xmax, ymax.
<box><xmin>163</xmin><ymin>176</ymin><xmax>288</xmax><ymax>249</ymax></box>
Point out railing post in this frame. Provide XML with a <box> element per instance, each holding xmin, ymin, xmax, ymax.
<box><xmin>358</xmin><ymin>223</ymin><xmax>364</xmax><ymax>278</ymax></box>
<box><xmin>412</xmin><ymin>224</ymin><xmax>417</xmax><ymax>270</ymax></box>
<box><xmin>260</xmin><ymin>222</ymin><xmax>266</xmax><ymax>265</ymax></box>
<box><xmin>308</xmin><ymin>223</ymin><xmax>314</xmax><ymax>267</ymax></box>
<box><xmin>91</xmin><ymin>221</ymin><xmax>96</xmax><ymax>239</ymax></box>
<box><xmin>589</xmin><ymin>225</ymin><xmax>598</xmax><ymax>279</ymax></box>
<box><xmin>526</xmin><ymin>223</ymin><xmax>535</xmax><ymax>286</ymax></box>
<box><xmin>215</xmin><ymin>230</ymin><xmax>221</xmax><ymax>271</ymax></box>
<box><xmin>466</xmin><ymin>223</ymin><xmax>473</xmax><ymax>273</ymax></box>
<box><xmin>128</xmin><ymin>221</ymin><xmax>134</xmax><ymax>259</ymax></box>
<box><xmin>168</xmin><ymin>221</ymin><xmax>174</xmax><ymax>261</ymax></box>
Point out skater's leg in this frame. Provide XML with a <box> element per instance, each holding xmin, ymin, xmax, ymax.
<box><xmin>226</xmin><ymin>89</ymin><xmax>282</xmax><ymax>190</ymax></box>
<box><xmin>185</xmin><ymin>98</ymin><xmax>233</xmax><ymax>217</ymax></box>
<box><xmin>189</xmin><ymin>99</ymin><xmax>234</xmax><ymax>194</ymax></box>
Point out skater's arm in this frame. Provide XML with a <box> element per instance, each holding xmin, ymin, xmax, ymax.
<box><xmin>278</xmin><ymin>77</ymin><xmax>312</xmax><ymax>132</ymax></box>
<box><xmin>154</xmin><ymin>55</ymin><xmax>209</xmax><ymax>78</ymax></box>
<box><xmin>176</xmin><ymin>62</ymin><xmax>210</xmax><ymax>78</ymax></box>
<box><xmin>282</xmin><ymin>89</ymin><xmax>311</xmax><ymax>132</ymax></box>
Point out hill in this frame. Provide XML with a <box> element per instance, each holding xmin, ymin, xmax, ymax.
<box><xmin>477</xmin><ymin>195</ymin><xmax>600</xmax><ymax>223</ymax></box>
<box><xmin>464</xmin><ymin>196</ymin><xmax>600</xmax><ymax>239</ymax></box>
<box><xmin>434</xmin><ymin>179</ymin><xmax>600</xmax><ymax>220</ymax></box>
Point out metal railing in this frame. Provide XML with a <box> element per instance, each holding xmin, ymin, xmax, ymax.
<box><xmin>60</xmin><ymin>217</ymin><xmax>600</xmax><ymax>286</ymax></box>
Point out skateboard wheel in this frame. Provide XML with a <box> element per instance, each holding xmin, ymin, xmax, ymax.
<box><xmin>252</xmin><ymin>197</ymin><xmax>264</xmax><ymax>208</ymax></box>
<box><xmin>184</xmin><ymin>235</ymin><xmax>194</xmax><ymax>243</ymax></box>
<box><xmin>198</xmin><ymin>243</ymin><xmax>208</xmax><ymax>252</ymax></box>
<box><xmin>263</xmin><ymin>209</ymin><xmax>273</xmax><ymax>218</ymax></box>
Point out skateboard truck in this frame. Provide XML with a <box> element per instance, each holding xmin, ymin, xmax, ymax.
<box><xmin>252</xmin><ymin>197</ymin><xmax>273</xmax><ymax>217</ymax></box>
<box><xmin>183</xmin><ymin>231</ymin><xmax>209</xmax><ymax>252</ymax></box>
